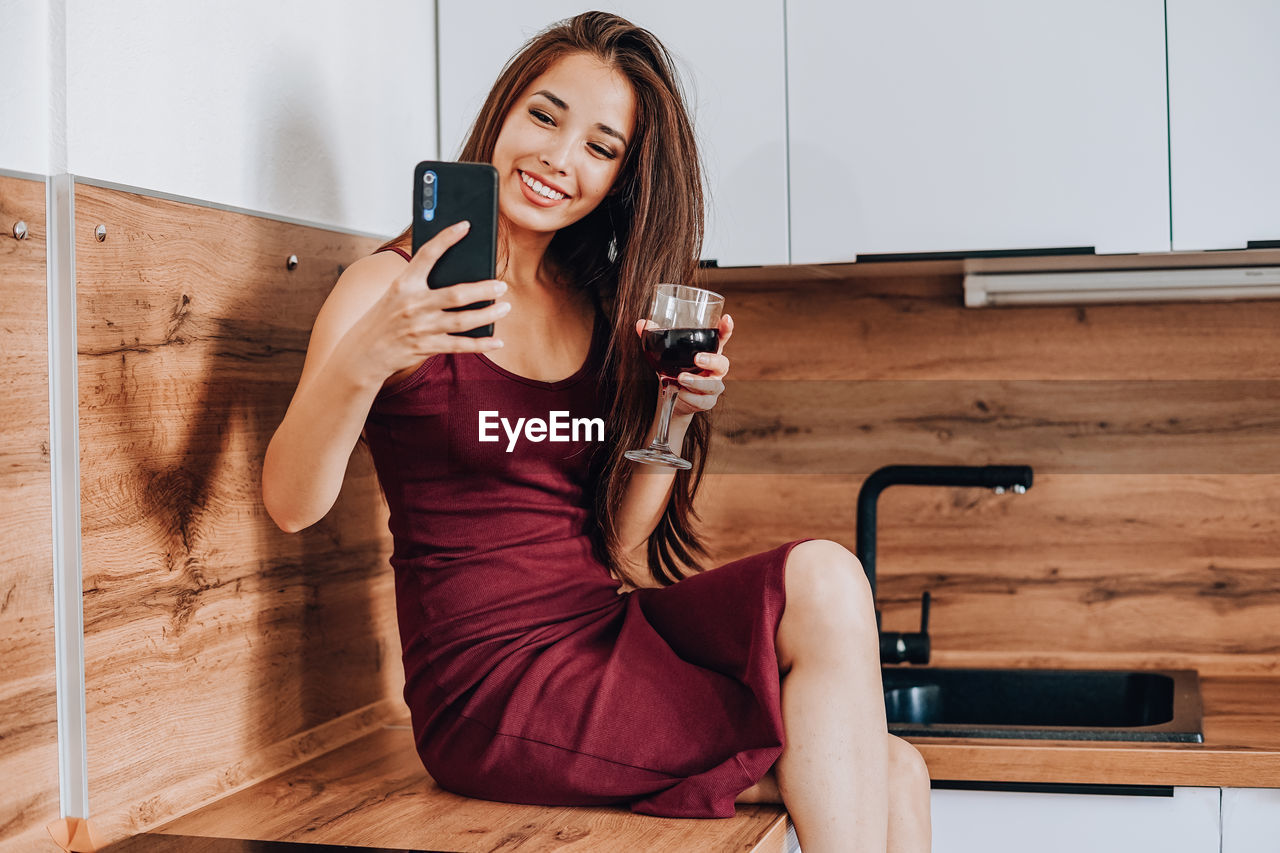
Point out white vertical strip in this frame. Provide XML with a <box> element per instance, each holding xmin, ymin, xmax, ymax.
<box><xmin>47</xmin><ymin>0</ymin><xmax>90</xmax><ymax>820</ymax></box>
<box><xmin>47</xmin><ymin>0</ymin><xmax>66</xmax><ymax>176</ymax></box>
<box><xmin>781</xmin><ymin>0</ymin><xmax>792</xmax><ymax>266</ymax></box>
<box><xmin>48</xmin><ymin>172</ymin><xmax>89</xmax><ymax>820</ymax></box>
<box><xmin>433</xmin><ymin>0</ymin><xmax>442</xmax><ymax>161</ymax></box>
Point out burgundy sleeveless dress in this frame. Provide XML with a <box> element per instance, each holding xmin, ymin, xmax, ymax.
<box><xmin>361</xmin><ymin>246</ymin><xmax>811</xmax><ymax>818</ymax></box>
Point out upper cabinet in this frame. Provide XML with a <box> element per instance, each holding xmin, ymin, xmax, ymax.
<box><xmin>437</xmin><ymin>1</ymin><xmax>789</xmax><ymax>267</ymax></box>
<box><xmin>1167</xmin><ymin>0</ymin><xmax>1280</xmax><ymax>251</ymax></box>
<box><xmin>439</xmin><ymin>3</ymin><xmax>1275</xmax><ymax>267</ymax></box>
<box><xmin>786</xmin><ymin>1</ymin><xmax>1171</xmax><ymax>264</ymax></box>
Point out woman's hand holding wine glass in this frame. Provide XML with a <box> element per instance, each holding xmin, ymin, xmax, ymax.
<box><xmin>632</xmin><ymin>314</ymin><xmax>732</xmax><ymax>419</ymax></box>
<box><xmin>625</xmin><ymin>284</ymin><xmax>731</xmax><ymax>469</ymax></box>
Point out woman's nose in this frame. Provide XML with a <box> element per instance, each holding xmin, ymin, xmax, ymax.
<box><xmin>540</xmin><ymin>138</ymin><xmax>573</xmax><ymax>174</ymax></box>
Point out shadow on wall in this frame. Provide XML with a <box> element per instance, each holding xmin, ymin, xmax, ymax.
<box><xmin>248</xmin><ymin>59</ymin><xmax>394</xmax><ymax>735</ymax></box>
<box><xmin>114</xmin><ymin>63</ymin><xmax>394</xmax><ymax>765</ymax></box>
<box><xmin>253</xmin><ymin>56</ymin><xmax>347</xmax><ymax>229</ymax></box>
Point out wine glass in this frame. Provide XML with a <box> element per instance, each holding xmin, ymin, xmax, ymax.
<box><xmin>624</xmin><ymin>284</ymin><xmax>724</xmax><ymax>470</ymax></box>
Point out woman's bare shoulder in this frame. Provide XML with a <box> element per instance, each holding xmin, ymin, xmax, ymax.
<box><xmin>324</xmin><ymin>250</ymin><xmax>410</xmax><ymax>313</ymax></box>
<box><xmin>349</xmin><ymin>248</ymin><xmax>409</xmax><ymax>279</ymax></box>
<box><xmin>298</xmin><ymin>250</ymin><xmax>412</xmax><ymax>394</ymax></box>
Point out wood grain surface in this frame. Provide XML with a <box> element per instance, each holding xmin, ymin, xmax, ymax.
<box><xmin>72</xmin><ymin>183</ymin><xmax>402</xmax><ymax>843</ymax></box>
<box><xmin>697</xmin><ymin>267</ymin><xmax>1280</xmax><ymax>381</ymax></box>
<box><xmin>0</xmin><ymin>174</ymin><xmax>61</xmax><ymax>852</ymax></box>
<box><xmin>692</xmin><ymin>269</ymin><xmax>1280</xmax><ymax>674</ymax></box>
<box><xmin>155</xmin><ymin>673</ymin><xmax>1280</xmax><ymax>850</ymax></box>
<box><xmin>157</xmin><ymin>724</ymin><xmax>791</xmax><ymax>853</ymax></box>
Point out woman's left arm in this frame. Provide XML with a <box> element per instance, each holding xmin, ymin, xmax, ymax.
<box><xmin>611</xmin><ymin>314</ymin><xmax>733</xmax><ymax>589</ymax></box>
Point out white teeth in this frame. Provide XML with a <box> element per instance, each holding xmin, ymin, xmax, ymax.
<box><xmin>521</xmin><ymin>171</ymin><xmax>564</xmax><ymax>200</ymax></box>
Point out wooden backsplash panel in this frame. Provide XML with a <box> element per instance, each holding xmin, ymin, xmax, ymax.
<box><xmin>0</xmin><ymin>176</ymin><xmax>60</xmax><ymax>850</ymax></box>
<box><xmin>700</xmin><ymin>271</ymin><xmax>1280</xmax><ymax>381</ymax></box>
<box><xmin>702</xmin><ymin>378</ymin><xmax>1279</xmax><ymax>475</ymax></box>
<box><xmin>73</xmin><ymin>183</ymin><xmax>402</xmax><ymax>838</ymax></box>
<box><xmin>695</xmin><ymin>272</ymin><xmax>1280</xmax><ymax>673</ymax></box>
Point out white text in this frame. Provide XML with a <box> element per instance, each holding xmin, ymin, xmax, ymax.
<box><xmin>478</xmin><ymin>410</ymin><xmax>605</xmax><ymax>452</ymax></box>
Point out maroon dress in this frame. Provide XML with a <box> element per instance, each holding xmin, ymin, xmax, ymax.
<box><xmin>361</xmin><ymin>246</ymin><xmax>810</xmax><ymax>818</ymax></box>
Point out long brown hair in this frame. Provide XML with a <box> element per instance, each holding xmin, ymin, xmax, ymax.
<box><xmin>376</xmin><ymin>12</ymin><xmax>710</xmax><ymax>587</ymax></box>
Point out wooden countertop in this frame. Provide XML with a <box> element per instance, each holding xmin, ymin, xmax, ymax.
<box><xmin>153</xmin><ymin>676</ymin><xmax>1277</xmax><ymax>853</ymax></box>
<box><xmin>156</xmin><ymin>724</ymin><xmax>793</xmax><ymax>853</ymax></box>
<box><xmin>913</xmin><ymin>675</ymin><xmax>1280</xmax><ymax>787</ymax></box>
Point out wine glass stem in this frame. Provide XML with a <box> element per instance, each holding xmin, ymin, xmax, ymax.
<box><xmin>653</xmin><ymin>379</ymin><xmax>680</xmax><ymax>449</ymax></box>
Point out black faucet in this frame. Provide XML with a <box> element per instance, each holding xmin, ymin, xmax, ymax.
<box><xmin>856</xmin><ymin>464</ymin><xmax>1034</xmax><ymax>665</ymax></box>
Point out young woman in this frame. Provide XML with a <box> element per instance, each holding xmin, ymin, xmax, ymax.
<box><xmin>262</xmin><ymin>12</ymin><xmax>930</xmax><ymax>852</ymax></box>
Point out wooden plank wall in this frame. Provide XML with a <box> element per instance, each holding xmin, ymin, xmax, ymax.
<box><xmin>72</xmin><ymin>184</ymin><xmax>403</xmax><ymax>843</ymax></box>
<box><xmin>0</xmin><ymin>176</ymin><xmax>61</xmax><ymax>850</ymax></box>
<box><xmin>694</xmin><ymin>268</ymin><xmax>1280</xmax><ymax>675</ymax></box>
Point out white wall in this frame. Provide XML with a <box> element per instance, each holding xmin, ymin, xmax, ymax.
<box><xmin>49</xmin><ymin>0</ymin><xmax>435</xmax><ymax>236</ymax></box>
<box><xmin>0</xmin><ymin>0</ymin><xmax>53</xmax><ymax>176</ymax></box>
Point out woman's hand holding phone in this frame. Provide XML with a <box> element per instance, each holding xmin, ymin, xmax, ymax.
<box><xmin>353</xmin><ymin>221</ymin><xmax>509</xmax><ymax>382</ymax></box>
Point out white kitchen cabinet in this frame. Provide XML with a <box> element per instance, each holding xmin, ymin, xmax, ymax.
<box><xmin>64</xmin><ymin>2</ymin><xmax>434</xmax><ymax>237</ymax></box>
<box><xmin>1222</xmin><ymin>788</ymin><xmax>1280</xmax><ymax>853</ymax></box>
<box><xmin>931</xmin><ymin>786</ymin><xmax>1221</xmax><ymax>853</ymax></box>
<box><xmin>786</xmin><ymin>1</ymin><xmax>1170</xmax><ymax>263</ymax></box>
<box><xmin>437</xmin><ymin>1</ymin><xmax>788</xmax><ymax>267</ymax></box>
<box><xmin>1167</xmin><ymin>0</ymin><xmax>1280</xmax><ymax>251</ymax></box>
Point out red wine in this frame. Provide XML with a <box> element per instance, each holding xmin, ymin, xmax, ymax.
<box><xmin>641</xmin><ymin>327</ymin><xmax>719</xmax><ymax>378</ymax></box>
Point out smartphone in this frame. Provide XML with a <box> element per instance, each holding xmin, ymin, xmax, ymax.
<box><xmin>412</xmin><ymin>160</ymin><xmax>499</xmax><ymax>337</ymax></box>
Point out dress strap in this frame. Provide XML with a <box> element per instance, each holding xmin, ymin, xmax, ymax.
<box><xmin>374</xmin><ymin>245</ymin><xmax>412</xmax><ymax>262</ymax></box>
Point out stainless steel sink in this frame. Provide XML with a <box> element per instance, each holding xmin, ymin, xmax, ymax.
<box><xmin>882</xmin><ymin>667</ymin><xmax>1204</xmax><ymax>742</ymax></box>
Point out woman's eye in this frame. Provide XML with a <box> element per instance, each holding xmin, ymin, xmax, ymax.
<box><xmin>527</xmin><ymin>108</ymin><xmax>614</xmax><ymax>158</ymax></box>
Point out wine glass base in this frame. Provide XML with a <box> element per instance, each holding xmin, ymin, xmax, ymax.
<box><xmin>624</xmin><ymin>447</ymin><xmax>693</xmax><ymax>470</ymax></box>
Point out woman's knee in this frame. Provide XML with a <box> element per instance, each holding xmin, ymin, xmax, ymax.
<box><xmin>888</xmin><ymin>735</ymin><xmax>932</xmax><ymax>796</ymax></box>
<box><xmin>781</xmin><ymin>539</ymin><xmax>877</xmax><ymax>642</ymax></box>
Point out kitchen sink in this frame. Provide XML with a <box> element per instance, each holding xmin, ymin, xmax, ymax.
<box><xmin>882</xmin><ymin>667</ymin><xmax>1204</xmax><ymax>742</ymax></box>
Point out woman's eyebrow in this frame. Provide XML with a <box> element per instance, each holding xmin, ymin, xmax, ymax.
<box><xmin>533</xmin><ymin>89</ymin><xmax>629</xmax><ymax>149</ymax></box>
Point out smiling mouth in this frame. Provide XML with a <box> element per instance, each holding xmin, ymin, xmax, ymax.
<box><xmin>520</xmin><ymin>170</ymin><xmax>567</xmax><ymax>201</ymax></box>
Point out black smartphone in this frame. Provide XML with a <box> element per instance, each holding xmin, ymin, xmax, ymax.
<box><xmin>412</xmin><ymin>160</ymin><xmax>499</xmax><ymax>337</ymax></box>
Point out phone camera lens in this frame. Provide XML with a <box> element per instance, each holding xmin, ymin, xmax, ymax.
<box><xmin>422</xmin><ymin>170</ymin><xmax>438</xmax><ymax>221</ymax></box>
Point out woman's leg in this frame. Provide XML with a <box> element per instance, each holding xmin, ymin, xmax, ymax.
<box><xmin>768</xmin><ymin>539</ymin><xmax>928</xmax><ymax>852</ymax></box>
<box><xmin>886</xmin><ymin>735</ymin><xmax>932</xmax><ymax>852</ymax></box>
<box><xmin>736</xmin><ymin>737</ymin><xmax>932</xmax><ymax>853</ymax></box>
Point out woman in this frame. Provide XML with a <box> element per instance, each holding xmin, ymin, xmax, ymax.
<box><xmin>262</xmin><ymin>12</ymin><xmax>930</xmax><ymax>852</ymax></box>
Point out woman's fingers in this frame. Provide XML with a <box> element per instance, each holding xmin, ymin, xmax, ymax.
<box><xmin>716</xmin><ymin>313</ymin><xmax>733</xmax><ymax>353</ymax></box>
<box><xmin>429</xmin><ymin>278</ymin><xmax>507</xmax><ymax>309</ymax></box>
<box><xmin>405</xmin><ymin>220</ymin><xmax>471</xmax><ymax>281</ymax></box>
<box><xmin>673</xmin><ymin>386</ymin><xmax>719</xmax><ymax>412</ymax></box>
<box><xmin>691</xmin><ymin>351</ymin><xmax>729</xmax><ymax>377</ymax></box>
<box><xmin>675</xmin><ymin>373</ymin><xmax>725</xmax><ymax>395</ymax></box>
<box><xmin>435</xmin><ymin>332</ymin><xmax>505</xmax><ymax>352</ymax></box>
<box><xmin>442</xmin><ymin>300</ymin><xmax>510</xmax><ymax>333</ymax></box>
<box><xmin>636</xmin><ymin>314</ymin><xmax>731</xmax><ymax>414</ymax></box>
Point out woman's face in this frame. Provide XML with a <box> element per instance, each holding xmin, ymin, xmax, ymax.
<box><xmin>491</xmin><ymin>52</ymin><xmax>637</xmax><ymax>237</ymax></box>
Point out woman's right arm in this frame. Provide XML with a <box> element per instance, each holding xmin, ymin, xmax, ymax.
<box><xmin>262</xmin><ymin>222</ymin><xmax>509</xmax><ymax>533</ymax></box>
